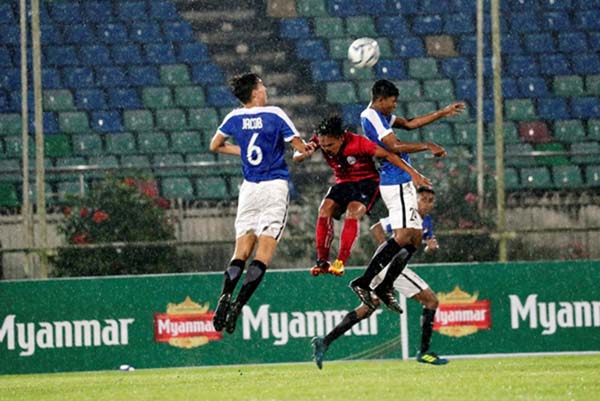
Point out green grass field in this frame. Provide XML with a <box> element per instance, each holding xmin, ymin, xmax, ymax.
<box><xmin>2</xmin><ymin>355</ymin><xmax>599</xmax><ymax>401</ymax></box>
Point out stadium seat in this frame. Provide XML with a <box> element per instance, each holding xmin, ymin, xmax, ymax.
<box><xmin>329</xmin><ymin>39</ymin><xmax>353</xmax><ymax>59</ymax></box>
<box><xmin>393</xmin><ymin>37</ymin><xmax>425</xmax><ymax>58</ymax></box>
<box><xmin>0</xmin><ymin>4</ymin><xmax>15</xmax><ymax>24</ymax></box>
<box><xmin>63</xmin><ymin>24</ymin><xmax>96</xmax><ymax>45</ymax></box>
<box><xmin>356</xmin><ymin>81</ymin><xmax>373</xmax><ymax>102</ymax></box>
<box><xmin>297</xmin><ymin>0</ymin><xmax>328</xmax><ymax>16</ymax></box>
<box><xmin>108</xmin><ymin>88</ymin><xmax>142</xmax><ymax>109</ymax></box>
<box><xmin>587</xmin><ymin>119</ymin><xmax>600</xmax><ymax>140</ymax></box>
<box><xmin>88</xmin><ymin>155</ymin><xmax>120</xmax><ymax>178</ymax></box>
<box><xmin>84</xmin><ymin>2</ymin><xmax>115</xmax><ymax>23</ymax></box>
<box><xmin>49</xmin><ymin>2</ymin><xmax>83</xmax><ymax>23</ymax></box>
<box><xmin>534</xmin><ymin>142</ymin><xmax>570</xmax><ymax>166</ymax></box>
<box><xmin>421</xmin><ymin>123</ymin><xmax>455</xmax><ymax>145</ymax></box>
<box><xmin>79</xmin><ymin>45</ymin><xmax>112</xmax><ymax>66</ymax></box>
<box><xmin>160</xmin><ymin>64</ymin><xmax>191</xmax><ymax>86</ymax></box>
<box><xmin>328</xmin><ymin>0</ymin><xmax>359</xmax><ymax>17</ymax></box>
<box><xmin>154</xmin><ymin>154</ymin><xmax>185</xmax><ymax>177</ymax></box>
<box><xmin>454</xmin><ymin>123</ymin><xmax>478</xmax><ymax>145</ymax></box>
<box><xmin>106</xmin><ymin>133</ymin><xmax>137</xmax><ymax>155</ymax></box>
<box><xmin>518</xmin><ymin>122</ymin><xmax>552</xmax><ymax>144</ymax></box>
<box><xmin>59</xmin><ymin>112</ymin><xmax>90</xmax><ymax>133</ymax></box>
<box><xmin>571</xmin><ymin>97</ymin><xmax>600</xmax><ymax>119</ymax></box>
<box><xmin>150</xmin><ymin>1</ymin><xmax>179</xmax><ymax>20</ymax></box>
<box><xmin>127</xmin><ymin>65</ymin><xmax>160</xmax><ymax>86</ymax></box>
<box><xmin>191</xmin><ymin>64</ymin><xmax>224</xmax><ymax>85</ymax></box>
<box><xmin>112</xmin><ymin>44</ymin><xmax>143</xmax><ymax>65</ymax></box>
<box><xmin>155</xmin><ymin>108</ymin><xmax>187</xmax><ymax>131</ymax></box>
<box><xmin>178</xmin><ymin>42</ymin><xmax>211</xmax><ymax>64</ymax></box>
<box><xmin>143</xmin><ymin>43</ymin><xmax>176</xmax><ymax>64</ymax></box>
<box><xmin>553</xmin><ymin>120</ymin><xmax>586</xmax><ymax>143</ymax></box>
<box><xmin>138</xmin><ymin>132</ymin><xmax>169</xmax><ymax>154</ymax></box>
<box><xmin>195</xmin><ymin>177</ymin><xmax>228</xmax><ymax>200</ymax></box>
<box><xmin>571</xmin><ymin>141</ymin><xmax>599</xmax><ymax>164</ymax></box>
<box><xmin>171</xmin><ymin>131</ymin><xmax>204</xmax><ymax>153</ymax></box>
<box><xmin>346</xmin><ymin>16</ymin><xmax>377</xmax><ymax>37</ymax></box>
<box><xmin>326</xmin><ymin>82</ymin><xmax>357</xmax><ymax>104</ymax></box>
<box><xmin>408</xmin><ymin>58</ymin><xmax>439</xmax><ymax>79</ymax></box>
<box><xmin>505</xmin><ymin>99</ymin><xmax>536</xmax><ymax>121</ymax></box>
<box><xmin>313</xmin><ymin>17</ymin><xmax>345</xmax><ymax>38</ymax></box>
<box><xmin>444</xmin><ymin>13</ymin><xmax>474</xmax><ymax>34</ymax></box>
<box><xmin>343</xmin><ymin>61</ymin><xmax>374</xmax><ymax>80</ymax></box>
<box><xmin>374</xmin><ymin>60</ymin><xmax>406</xmax><ymax>80</ymax></box>
<box><xmin>124</xmin><ymin>109</ymin><xmax>155</xmax><ymax>132</ymax></box>
<box><xmin>44</xmin><ymin>134</ymin><xmax>72</xmax><ymax>159</ymax></box>
<box><xmin>585</xmin><ymin>165</ymin><xmax>600</xmax><ymax>187</ymax></box>
<box><xmin>521</xmin><ymin>167</ymin><xmax>553</xmax><ymax>189</ymax></box>
<box><xmin>553</xmin><ymin>75</ymin><xmax>584</xmax><ymax>97</ymax></box>
<box><xmin>375</xmin><ymin>37</ymin><xmax>393</xmax><ymax>58</ymax></box>
<box><xmin>174</xmin><ymin>86</ymin><xmax>205</xmax><ymax>108</ymax></box>
<box><xmin>574</xmin><ymin>10</ymin><xmax>600</xmax><ymax>30</ymax></box>
<box><xmin>552</xmin><ymin>165</ymin><xmax>583</xmax><ymax>188</ymax></box>
<box><xmin>129</xmin><ymin>22</ymin><xmax>163</xmax><ymax>43</ymax></box>
<box><xmin>0</xmin><ymin>159</ymin><xmax>21</xmax><ymax>182</ymax></box>
<box><xmin>43</xmin><ymin>90</ymin><xmax>75</xmax><ymax>112</ymax></box>
<box><xmin>558</xmin><ymin>32</ymin><xmax>588</xmax><ymax>53</ymax></box>
<box><xmin>296</xmin><ymin>39</ymin><xmax>328</xmax><ymax>61</ymax></box>
<box><xmin>506</xmin><ymin>143</ymin><xmax>537</xmax><ymax>167</ymax></box>
<box><xmin>571</xmin><ymin>53</ymin><xmax>600</xmax><ymax>75</ymax></box>
<box><xmin>423</xmin><ymin>79</ymin><xmax>455</xmax><ymax>101</ymax></box>
<box><xmin>587</xmin><ymin>75</ymin><xmax>600</xmax><ymax>96</ymax></box>
<box><xmin>42</xmin><ymin>68</ymin><xmax>63</xmax><ymax>89</ymax></box>
<box><xmin>121</xmin><ymin>155</ymin><xmax>151</xmax><ymax>170</ymax></box>
<box><xmin>142</xmin><ymin>87</ymin><xmax>174</xmax><ymax>109</ymax></box>
<box><xmin>163</xmin><ymin>21</ymin><xmax>194</xmax><ymax>42</ymax></box>
<box><xmin>206</xmin><ymin>86</ymin><xmax>238</xmax><ymax>107</ymax></box>
<box><xmin>0</xmin><ymin>182</ymin><xmax>19</xmax><ymax>207</ymax></box>
<box><xmin>537</xmin><ymin>98</ymin><xmax>570</xmax><ymax>120</ymax></box>
<box><xmin>188</xmin><ymin>108</ymin><xmax>220</xmax><ymax>132</ymax></box>
<box><xmin>91</xmin><ymin>111</ymin><xmax>123</xmax><ymax>133</ymax></box>
<box><xmin>62</xmin><ymin>67</ymin><xmax>95</xmax><ymax>89</ymax></box>
<box><xmin>524</xmin><ymin>33</ymin><xmax>555</xmax><ymax>53</ymax></box>
<box><xmin>44</xmin><ymin>46</ymin><xmax>79</xmax><ymax>66</ymax></box>
<box><xmin>518</xmin><ymin>77</ymin><xmax>549</xmax><ymax>98</ymax></box>
<box><xmin>507</xmin><ymin>56</ymin><xmax>540</xmax><ymax>77</ymax></box>
<box><xmin>406</xmin><ymin>101</ymin><xmax>437</xmax><ymax>118</ymax></box>
<box><xmin>117</xmin><ymin>1</ymin><xmax>147</xmax><ymax>21</ymax></box>
<box><xmin>412</xmin><ymin>15</ymin><xmax>443</xmax><ymax>35</ymax></box>
<box><xmin>509</xmin><ymin>12</ymin><xmax>541</xmax><ymax>33</ymax></box>
<box><xmin>4</xmin><ymin>137</ymin><xmax>34</xmax><ymax>159</ymax></box>
<box><xmin>280</xmin><ymin>18</ymin><xmax>311</xmax><ymax>39</ymax></box>
<box><xmin>161</xmin><ymin>177</ymin><xmax>194</xmax><ymax>199</ymax></box>
<box><xmin>504</xmin><ymin>167</ymin><xmax>521</xmax><ymax>191</ymax></box>
<box><xmin>341</xmin><ymin>104</ymin><xmax>364</xmax><ymax>128</ymax></box>
<box><xmin>72</xmin><ymin>134</ymin><xmax>103</xmax><ymax>157</ymax></box>
<box><xmin>441</xmin><ymin>57</ymin><xmax>472</xmax><ymax>79</ymax></box>
<box><xmin>97</xmin><ymin>23</ymin><xmax>129</xmax><ymax>44</ymax></box>
<box><xmin>95</xmin><ymin>66</ymin><xmax>127</xmax><ymax>87</ymax></box>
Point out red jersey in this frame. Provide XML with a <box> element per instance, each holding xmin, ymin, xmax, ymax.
<box><xmin>311</xmin><ymin>131</ymin><xmax>379</xmax><ymax>184</ymax></box>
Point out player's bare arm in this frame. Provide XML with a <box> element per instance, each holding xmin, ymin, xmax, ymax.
<box><xmin>209</xmin><ymin>132</ymin><xmax>241</xmax><ymax>156</ymax></box>
<box><xmin>293</xmin><ymin>140</ymin><xmax>318</xmax><ymax>163</ymax></box>
<box><xmin>380</xmin><ymin>133</ymin><xmax>447</xmax><ymax>158</ymax></box>
<box><xmin>374</xmin><ymin>145</ymin><xmax>432</xmax><ymax>188</ymax></box>
<box><xmin>392</xmin><ymin>102</ymin><xmax>466</xmax><ymax>130</ymax></box>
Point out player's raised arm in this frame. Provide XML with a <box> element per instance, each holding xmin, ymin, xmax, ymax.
<box><xmin>392</xmin><ymin>102</ymin><xmax>466</xmax><ymax>130</ymax></box>
<box><xmin>209</xmin><ymin>132</ymin><xmax>241</xmax><ymax>156</ymax></box>
<box><xmin>374</xmin><ymin>145</ymin><xmax>432</xmax><ymax>188</ymax></box>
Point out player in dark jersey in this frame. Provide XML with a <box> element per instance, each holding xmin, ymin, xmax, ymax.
<box><xmin>293</xmin><ymin>115</ymin><xmax>430</xmax><ymax>277</ymax></box>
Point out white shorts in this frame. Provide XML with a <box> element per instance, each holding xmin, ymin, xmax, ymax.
<box><xmin>369</xmin><ymin>266</ymin><xmax>429</xmax><ymax>298</ymax></box>
<box><xmin>235</xmin><ymin>179</ymin><xmax>289</xmax><ymax>240</ymax></box>
<box><xmin>379</xmin><ymin>181</ymin><xmax>422</xmax><ymax>230</ymax></box>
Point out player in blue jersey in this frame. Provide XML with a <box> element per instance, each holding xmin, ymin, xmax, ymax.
<box><xmin>311</xmin><ymin>187</ymin><xmax>449</xmax><ymax>369</ymax></box>
<box><xmin>350</xmin><ymin>79</ymin><xmax>464</xmax><ymax>312</ymax></box>
<box><xmin>209</xmin><ymin>73</ymin><xmax>315</xmax><ymax>334</ymax></box>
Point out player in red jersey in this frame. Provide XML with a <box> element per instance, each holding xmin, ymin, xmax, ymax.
<box><xmin>294</xmin><ymin>115</ymin><xmax>430</xmax><ymax>276</ymax></box>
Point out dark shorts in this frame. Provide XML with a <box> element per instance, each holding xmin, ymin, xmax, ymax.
<box><xmin>325</xmin><ymin>179</ymin><xmax>380</xmax><ymax>220</ymax></box>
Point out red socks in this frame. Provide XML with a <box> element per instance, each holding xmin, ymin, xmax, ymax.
<box><xmin>316</xmin><ymin>216</ymin><xmax>334</xmax><ymax>261</ymax></box>
<box><xmin>338</xmin><ymin>218</ymin><xmax>359</xmax><ymax>264</ymax></box>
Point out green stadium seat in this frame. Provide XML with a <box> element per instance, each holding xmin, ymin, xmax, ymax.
<box><xmin>171</xmin><ymin>131</ymin><xmax>203</xmax><ymax>153</ymax></box>
<box><xmin>4</xmin><ymin>137</ymin><xmax>34</xmax><ymax>159</ymax></box>
<box><xmin>88</xmin><ymin>155</ymin><xmax>119</xmax><ymax>178</ymax></box>
<box><xmin>394</xmin><ymin>80</ymin><xmax>421</xmax><ymax>101</ymax></box>
<box><xmin>217</xmin><ymin>155</ymin><xmax>243</xmax><ymax>176</ymax></box>
<box><xmin>571</xmin><ymin>141</ymin><xmax>599</xmax><ymax>165</ymax></box>
<box><xmin>406</xmin><ymin>101</ymin><xmax>436</xmax><ymax>118</ymax></box>
<box><xmin>155</xmin><ymin>108</ymin><xmax>187</xmax><ymax>131</ymax></box>
<box><xmin>161</xmin><ymin>177</ymin><xmax>194</xmax><ymax>199</ymax></box>
<box><xmin>534</xmin><ymin>142</ymin><xmax>569</xmax><ymax>166</ymax></box>
<box><xmin>0</xmin><ymin>159</ymin><xmax>21</xmax><ymax>182</ymax></box>
<box><xmin>454</xmin><ymin>123</ymin><xmax>478</xmax><ymax>145</ymax></box>
<box><xmin>423</xmin><ymin>79</ymin><xmax>455</xmax><ymax>101</ymax></box>
<box><xmin>121</xmin><ymin>155</ymin><xmax>151</xmax><ymax>170</ymax></box>
<box><xmin>174</xmin><ymin>86</ymin><xmax>205</xmax><ymax>107</ymax></box>
<box><xmin>504</xmin><ymin>167</ymin><xmax>521</xmax><ymax>191</ymax></box>
<box><xmin>44</xmin><ymin>134</ymin><xmax>72</xmax><ymax>158</ymax></box>
<box><xmin>553</xmin><ymin>120</ymin><xmax>586</xmax><ymax>143</ymax></box>
<box><xmin>346</xmin><ymin>16</ymin><xmax>377</xmax><ymax>37</ymax></box>
<box><xmin>329</xmin><ymin>38</ymin><xmax>352</xmax><ymax>59</ymax></box>
<box><xmin>138</xmin><ymin>132</ymin><xmax>169</xmax><ymax>154</ymax></box>
<box><xmin>229</xmin><ymin>175</ymin><xmax>244</xmax><ymax>197</ymax></box>
<box><xmin>553</xmin><ymin>75</ymin><xmax>584</xmax><ymax>97</ymax></box>
<box><xmin>187</xmin><ymin>152</ymin><xmax>217</xmax><ymax>174</ymax></box>
<box><xmin>106</xmin><ymin>133</ymin><xmax>137</xmax><ymax>155</ymax></box>
<box><xmin>123</xmin><ymin>110</ymin><xmax>154</xmax><ymax>132</ymax></box>
<box><xmin>356</xmin><ymin>81</ymin><xmax>373</xmax><ymax>102</ymax></box>
<box><xmin>408</xmin><ymin>58</ymin><xmax>439</xmax><ymax>79</ymax></box>
<box><xmin>0</xmin><ymin>182</ymin><xmax>19</xmax><ymax>207</ymax></box>
<box><xmin>154</xmin><ymin>154</ymin><xmax>185</xmax><ymax>177</ymax></box>
<box><xmin>0</xmin><ymin>113</ymin><xmax>21</xmax><ymax>136</ymax></box>
<box><xmin>43</xmin><ymin>89</ymin><xmax>75</xmax><ymax>111</ymax></box>
<box><xmin>326</xmin><ymin>82</ymin><xmax>357</xmax><ymax>104</ymax></box>
<box><xmin>506</xmin><ymin>143</ymin><xmax>537</xmax><ymax>167</ymax></box>
<box><xmin>505</xmin><ymin>99</ymin><xmax>536</xmax><ymax>121</ymax></box>
<box><xmin>296</xmin><ymin>0</ymin><xmax>327</xmax><ymax>16</ymax></box>
<box><xmin>195</xmin><ymin>176</ymin><xmax>228</xmax><ymax>200</ymax></box>
<box><xmin>58</xmin><ymin>112</ymin><xmax>90</xmax><ymax>133</ymax></box>
<box><xmin>56</xmin><ymin>181</ymin><xmax>88</xmax><ymax>202</ymax></box>
<box><xmin>520</xmin><ymin>167</ymin><xmax>553</xmax><ymax>190</ymax></box>
<box><xmin>26</xmin><ymin>181</ymin><xmax>55</xmax><ymax>206</ymax></box>
<box><xmin>494</xmin><ymin>122</ymin><xmax>521</xmax><ymax>144</ymax></box>
<box><xmin>585</xmin><ymin>165</ymin><xmax>600</xmax><ymax>187</ymax></box>
<box><xmin>375</xmin><ymin>38</ymin><xmax>393</xmax><ymax>59</ymax></box>
<box><xmin>142</xmin><ymin>87</ymin><xmax>174</xmax><ymax>109</ymax></box>
<box><xmin>586</xmin><ymin>75</ymin><xmax>600</xmax><ymax>96</ymax></box>
<box><xmin>54</xmin><ymin>157</ymin><xmax>86</xmax><ymax>181</ymax></box>
<box><xmin>587</xmin><ymin>119</ymin><xmax>600</xmax><ymax>140</ymax></box>
<box><xmin>314</xmin><ymin>17</ymin><xmax>344</xmax><ymax>38</ymax></box>
<box><xmin>72</xmin><ymin>134</ymin><xmax>103</xmax><ymax>156</ymax></box>
<box><xmin>188</xmin><ymin>108</ymin><xmax>220</xmax><ymax>132</ymax></box>
<box><xmin>552</xmin><ymin>165</ymin><xmax>583</xmax><ymax>188</ymax></box>
<box><xmin>343</xmin><ymin>61</ymin><xmax>374</xmax><ymax>80</ymax></box>
<box><xmin>160</xmin><ymin>64</ymin><xmax>191</xmax><ymax>86</ymax></box>
<box><xmin>421</xmin><ymin>123</ymin><xmax>455</xmax><ymax>145</ymax></box>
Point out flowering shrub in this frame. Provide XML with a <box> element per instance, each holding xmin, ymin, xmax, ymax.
<box><xmin>51</xmin><ymin>176</ymin><xmax>177</xmax><ymax>277</ymax></box>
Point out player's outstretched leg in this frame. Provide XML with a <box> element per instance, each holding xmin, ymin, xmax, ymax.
<box><xmin>373</xmin><ymin>285</ymin><xmax>403</xmax><ymax>314</ymax></box>
<box><xmin>213</xmin><ymin>293</ymin><xmax>231</xmax><ymax>332</ymax></box>
<box><xmin>225</xmin><ymin>301</ymin><xmax>243</xmax><ymax>334</ymax></box>
<box><xmin>349</xmin><ymin>280</ymin><xmax>376</xmax><ymax>309</ymax></box>
<box><xmin>310</xmin><ymin>259</ymin><xmax>330</xmax><ymax>276</ymax></box>
<box><xmin>311</xmin><ymin>336</ymin><xmax>328</xmax><ymax>369</ymax></box>
<box><xmin>328</xmin><ymin>259</ymin><xmax>345</xmax><ymax>276</ymax></box>
<box><xmin>416</xmin><ymin>351</ymin><xmax>449</xmax><ymax>365</ymax></box>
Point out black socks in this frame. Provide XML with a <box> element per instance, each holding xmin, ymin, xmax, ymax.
<box><xmin>421</xmin><ymin>308</ymin><xmax>436</xmax><ymax>353</ymax></box>
<box><xmin>235</xmin><ymin>260</ymin><xmax>267</xmax><ymax>306</ymax></box>
<box><xmin>221</xmin><ymin>259</ymin><xmax>245</xmax><ymax>295</ymax></box>
<box><xmin>324</xmin><ymin>311</ymin><xmax>361</xmax><ymax>347</ymax></box>
<box><xmin>353</xmin><ymin>238</ymin><xmax>402</xmax><ymax>288</ymax></box>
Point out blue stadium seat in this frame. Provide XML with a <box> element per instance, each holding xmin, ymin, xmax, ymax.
<box><xmin>374</xmin><ymin>60</ymin><xmax>406</xmax><ymax>80</ymax></box>
<box><xmin>97</xmin><ymin>23</ymin><xmax>129</xmax><ymax>44</ymax></box>
<box><xmin>575</xmin><ymin>0</ymin><xmax>600</xmax><ymax>9</ymax></box>
<box><xmin>524</xmin><ymin>33</ymin><xmax>555</xmax><ymax>53</ymax></box>
<box><xmin>543</xmin><ymin>11</ymin><xmax>572</xmax><ymax>31</ymax></box>
<box><xmin>0</xmin><ymin>4</ymin><xmax>14</xmax><ymax>24</ymax></box>
<box><xmin>441</xmin><ymin>57</ymin><xmax>472</xmax><ymax>79</ymax></box>
<box><xmin>150</xmin><ymin>1</ymin><xmax>179</xmax><ymax>20</ymax></box>
<box><xmin>83</xmin><ymin>2</ymin><xmax>115</xmax><ymax>22</ymax></box>
<box><xmin>0</xmin><ymin>47</ymin><xmax>13</xmax><ymax>67</ymax></box>
<box><xmin>0</xmin><ymin>68</ymin><xmax>19</xmax><ymax>90</ymax></box>
<box><xmin>206</xmin><ymin>86</ymin><xmax>238</xmax><ymax>107</ymax></box>
<box><xmin>75</xmin><ymin>89</ymin><xmax>107</xmax><ymax>110</ymax></box>
<box><xmin>62</xmin><ymin>67</ymin><xmax>95</xmax><ymax>89</ymax></box>
<box><xmin>44</xmin><ymin>46</ymin><xmax>79</xmax><ymax>66</ymax></box>
<box><xmin>95</xmin><ymin>67</ymin><xmax>127</xmax><ymax>88</ymax></box>
<box><xmin>509</xmin><ymin>12</ymin><xmax>541</xmax><ymax>32</ymax></box>
<box><xmin>541</xmin><ymin>0</ymin><xmax>572</xmax><ymax>9</ymax></box>
<box><xmin>191</xmin><ymin>64</ymin><xmax>224</xmax><ymax>85</ymax></box>
<box><xmin>296</xmin><ymin>39</ymin><xmax>328</xmax><ymax>60</ymax></box>
<box><xmin>117</xmin><ymin>1</ymin><xmax>147</xmax><ymax>20</ymax></box>
<box><xmin>518</xmin><ymin>77</ymin><xmax>548</xmax><ymax>98</ymax></box>
<box><xmin>388</xmin><ymin>0</ymin><xmax>419</xmax><ymax>14</ymax></box>
<box><xmin>540</xmin><ymin>54</ymin><xmax>572</xmax><ymax>75</ymax></box>
<box><xmin>393</xmin><ymin>37</ymin><xmax>425</xmax><ymax>58</ymax></box>
<box><xmin>507</xmin><ymin>56</ymin><xmax>540</xmax><ymax>77</ymax></box>
<box><xmin>108</xmin><ymin>88</ymin><xmax>141</xmax><ymax>109</ymax></box>
<box><xmin>455</xmin><ymin>79</ymin><xmax>476</xmax><ymax>102</ymax></box>
<box><xmin>500</xmin><ymin>78</ymin><xmax>521</xmax><ymax>99</ymax></box>
<box><xmin>421</xmin><ymin>0</ymin><xmax>449</xmax><ymax>13</ymax></box>
<box><xmin>412</xmin><ymin>15</ymin><xmax>443</xmax><ymax>35</ymax></box>
<box><xmin>311</xmin><ymin>60</ymin><xmax>342</xmax><ymax>82</ymax></box>
<box><xmin>449</xmin><ymin>0</ymin><xmax>475</xmax><ymax>13</ymax></box>
<box><xmin>558</xmin><ymin>32</ymin><xmax>588</xmax><ymax>53</ymax></box>
<box><xmin>144</xmin><ymin>43</ymin><xmax>176</xmax><ymax>64</ymax></box>
<box><xmin>79</xmin><ymin>45</ymin><xmax>112</xmax><ymax>66</ymax></box>
<box><xmin>129</xmin><ymin>22</ymin><xmax>163</xmax><ymax>43</ymax></box>
<box><xmin>341</xmin><ymin>104</ymin><xmax>364</xmax><ymax>128</ymax></box>
<box><xmin>279</xmin><ymin>19</ymin><xmax>311</xmax><ymax>39</ymax></box>
<box><xmin>177</xmin><ymin>43</ymin><xmax>209</xmax><ymax>63</ymax></box>
<box><xmin>376</xmin><ymin>17</ymin><xmax>407</xmax><ymax>37</ymax></box>
<box><xmin>460</xmin><ymin>35</ymin><xmax>490</xmax><ymax>56</ymax></box>
<box><xmin>444</xmin><ymin>13</ymin><xmax>474</xmax><ymax>34</ymax></box>
<box><xmin>356</xmin><ymin>0</ymin><xmax>388</xmax><ymax>16</ymax></box>
<box><xmin>91</xmin><ymin>111</ymin><xmax>123</xmax><ymax>133</ymax></box>
<box><xmin>0</xmin><ymin>90</ymin><xmax>9</xmax><ymax>112</ymax></box>
<box><xmin>500</xmin><ymin>34</ymin><xmax>524</xmax><ymax>55</ymax></box>
<box><xmin>25</xmin><ymin>111</ymin><xmax>58</xmax><ymax>134</ymax></box>
<box><xmin>571</xmin><ymin>97</ymin><xmax>600</xmax><ymax>119</ymax></box>
<box><xmin>163</xmin><ymin>22</ymin><xmax>194</xmax><ymax>42</ymax></box>
<box><xmin>63</xmin><ymin>24</ymin><xmax>97</xmax><ymax>44</ymax></box>
<box><xmin>112</xmin><ymin>44</ymin><xmax>143</xmax><ymax>65</ymax></box>
<box><xmin>48</xmin><ymin>2</ymin><xmax>82</xmax><ymax>23</ymax></box>
<box><xmin>42</xmin><ymin>68</ymin><xmax>63</xmax><ymax>89</ymax></box>
<box><xmin>127</xmin><ymin>65</ymin><xmax>161</xmax><ymax>86</ymax></box>
<box><xmin>589</xmin><ymin>32</ymin><xmax>600</xmax><ymax>52</ymax></box>
<box><xmin>574</xmin><ymin>10</ymin><xmax>600</xmax><ymax>30</ymax></box>
<box><xmin>571</xmin><ymin>53</ymin><xmax>600</xmax><ymax>74</ymax></box>
<box><xmin>328</xmin><ymin>0</ymin><xmax>359</xmax><ymax>16</ymax></box>
<box><xmin>508</xmin><ymin>0</ymin><xmax>540</xmax><ymax>11</ymax></box>
<box><xmin>537</xmin><ymin>98</ymin><xmax>570</xmax><ymax>120</ymax></box>
<box><xmin>0</xmin><ymin>25</ymin><xmax>19</xmax><ymax>45</ymax></box>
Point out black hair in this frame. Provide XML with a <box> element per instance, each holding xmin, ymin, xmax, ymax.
<box><xmin>229</xmin><ymin>73</ymin><xmax>262</xmax><ymax>104</ymax></box>
<box><xmin>371</xmin><ymin>79</ymin><xmax>399</xmax><ymax>100</ymax></box>
<box><xmin>315</xmin><ymin>114</ymin><xmax>345</xmax><ymax>139</ymax></box>
<box><xmin>417</xmin><ymin>186</ymin><xmax>435</xmax><ymax>195</ymax></box>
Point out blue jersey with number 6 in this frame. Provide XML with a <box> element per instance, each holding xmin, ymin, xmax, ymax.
<box><xmin>217</xmin><ymin>106</ymin><xmax>300</xmax><ymax>182</ymax></box>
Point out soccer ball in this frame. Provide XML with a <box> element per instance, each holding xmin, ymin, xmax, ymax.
<box><xmin>347</xmin><ymin>37</ymin><xmax>380</xmax><ymax>68</ymax></box>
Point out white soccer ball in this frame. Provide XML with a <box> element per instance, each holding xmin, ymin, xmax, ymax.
<box><xmin>347</xmin><ymin>37</ymin><xmax>380</xmax><ymax>68</ymax></box>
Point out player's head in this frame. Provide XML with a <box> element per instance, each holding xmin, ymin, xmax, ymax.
<box><xmin>315</xmin><ymin>115</ymin><xmax>346</xmax><ymax>156</ymax></box>
<box><xmin>417</xmin><ymin>186</ymin><xmax>435</xmax><ymax>216</ymax></box>
<box><xmin>371</xmin><ymin>79</ymin><xmax>399</xmax><ymax>115</ymax></box>
<box><xmin>229</xmin><ymin>73</ymin><xmax>267</xmax><ymax>105</ymax></box>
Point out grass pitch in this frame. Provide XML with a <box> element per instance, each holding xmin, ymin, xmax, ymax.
<box><xmin>2</xmin><ymin>355</ymin><xmax>599</xmax><ymax>401</ymax></box>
